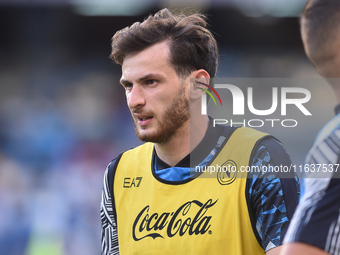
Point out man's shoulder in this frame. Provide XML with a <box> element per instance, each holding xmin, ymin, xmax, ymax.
<box><xmin>218</xmin><ymin>125</ymin><xmax>278</xmax><ymax>148</ymax></box>
<box><xmin>105</xmin><ymin>143</ymin><xmax>151</xmax><ymax>200</ymax></box>
<box><xmin>122</xmin><ymin>142</ymin><xmax>153</xmax><ymax>154</ymax></box>
<box><xmin>107</xmin><ymin>143</ymin><xmax>154</xmax><ymax>173</ymax></box>
<box><xmin>253</xmin><ymin>135</ymin><xmax>292</xmax><ymax>167</ymax></box>
<box><xmin>214</xmin><ymin>124</ymin><xmax>284</xmax><ymax>157</ymax></box>
<box><xmin>216</xmin><ymin>124</ymin><xmax>272</xmax><ymax>140</ymax></box>
<box><xmin>112</xmin><ymin>143</ymin><xmax>153</xmax><ymax>161</ymax></box>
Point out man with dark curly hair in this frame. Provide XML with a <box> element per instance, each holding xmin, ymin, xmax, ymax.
<box><xmin>101</xmin><ymin>8</ymin><xmax>299</xmax><ymax>255</ymax></box>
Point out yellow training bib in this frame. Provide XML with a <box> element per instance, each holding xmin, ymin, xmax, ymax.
<box><xmin>114</xmin><ymin>127</ymin><xmax>267</xmax><ymax>255</ymax></box>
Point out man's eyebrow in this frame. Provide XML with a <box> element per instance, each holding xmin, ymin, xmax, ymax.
<box><xmin>138</xmin><ymin>73</ymin><xmax>163</xmax><ymax>82</ymax></box>
<box><xmin>120</xmin><ymin>73</ymin><xmax>164</xmax><ymax>85</ymax></box>
<box><xmin>120</xmin><ymin>78</ymin><xmax>130</xmax><ymax>86</ymax></box>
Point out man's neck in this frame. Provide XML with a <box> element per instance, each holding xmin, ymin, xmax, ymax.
<box><xmin>154</xmin><ymin>116</ymin><xmax>209</xmax><ymax>167</ymax></box>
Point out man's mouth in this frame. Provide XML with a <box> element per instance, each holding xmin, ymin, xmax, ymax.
<box><xmin>138</xmin><ymin>116</ymin><xmax>153</xmax><ymax>121</ymax></box>
<box><xmin>135</xmin><ymin>115</ymin><xmax>153</xmax><ymax>126</ymax></box>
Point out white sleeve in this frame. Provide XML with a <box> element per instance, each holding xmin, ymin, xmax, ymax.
<box><xmin>101</xmin><ymin>165</ymin><xmax>119</xmax><ymax>255</ymax></box>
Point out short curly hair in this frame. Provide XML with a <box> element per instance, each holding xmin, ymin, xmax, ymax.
<box><xmin>110</xmin><ymin>8</ymin><xmax>218</xmax><ymax>78</ymax></box>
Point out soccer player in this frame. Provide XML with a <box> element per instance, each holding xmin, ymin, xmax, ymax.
<box><xmin>101</xmin><ymin>8</ymin><xmax>299</xmax><ymax>255</ymax></box>
<box><xmin>281</xmin><ymin>1</ymin><xmax>340</xmax><ymax>255</ymax></box>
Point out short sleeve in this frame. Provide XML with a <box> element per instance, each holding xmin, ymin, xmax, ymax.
<box><xmin>246</xmin><ymin>137</ymin><xmax>300</xmax><ymax>252</ymax></box>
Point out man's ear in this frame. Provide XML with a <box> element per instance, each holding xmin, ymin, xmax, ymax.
<box><xmin>190</xmin><ymin>69</ymin><xmax>211</xmax><ymax>100</ymax></box>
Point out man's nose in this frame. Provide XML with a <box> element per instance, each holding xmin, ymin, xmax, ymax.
<box><xmin>127</xmin><ymin>85</ymin><xmax>146</xmax><ymax>109</ymax></box>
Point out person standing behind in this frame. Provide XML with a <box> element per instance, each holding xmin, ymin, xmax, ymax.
<box><xmin>282</xmin><ymin>0</ymin><xmax>340</xmax><ymax>254</ymax></box>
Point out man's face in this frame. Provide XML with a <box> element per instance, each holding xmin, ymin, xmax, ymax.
<box><xmin>120</xmin><ymin>41</ymin><xmax>190</xmax><ymax>143</ymax></box>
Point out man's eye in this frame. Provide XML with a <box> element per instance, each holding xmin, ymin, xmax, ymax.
<box><xmin>146</xmin><ymin>79</ymin><xmax>157</xmax><ymax>85</ymax></box>
<box><xmin>122</xmin><ymin>83</ymin><xmax>133</xmax><ymax>90</ymax></box>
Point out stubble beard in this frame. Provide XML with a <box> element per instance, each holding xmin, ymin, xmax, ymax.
<box><xmin>133</xmin><ymin>86</ymin><xmax>190</xmax><ymax>144</ymax></box>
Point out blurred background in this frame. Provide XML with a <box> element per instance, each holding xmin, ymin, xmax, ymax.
<box><xmin>0</xmin><ymin>0</ymin><xmax>334</xmax><ymax>254</ymax></box>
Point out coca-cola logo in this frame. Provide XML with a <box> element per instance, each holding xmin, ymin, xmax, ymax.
<box><xmin>132</xmin><ymin>199</ymin><xmax>218</xmax><ymax>241</ymax></box>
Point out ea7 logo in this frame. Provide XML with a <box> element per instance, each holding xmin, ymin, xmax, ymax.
<box><xmin>123</xmin><ymin>177</ymin><xmax>143</xmax><ymax>188</ymax></box>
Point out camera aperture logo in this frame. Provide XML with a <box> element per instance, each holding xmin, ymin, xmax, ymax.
<box><xmin>200</xmin><ymin>83</ymin><xmax>312</xmax><ymax>128</ymax></box>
